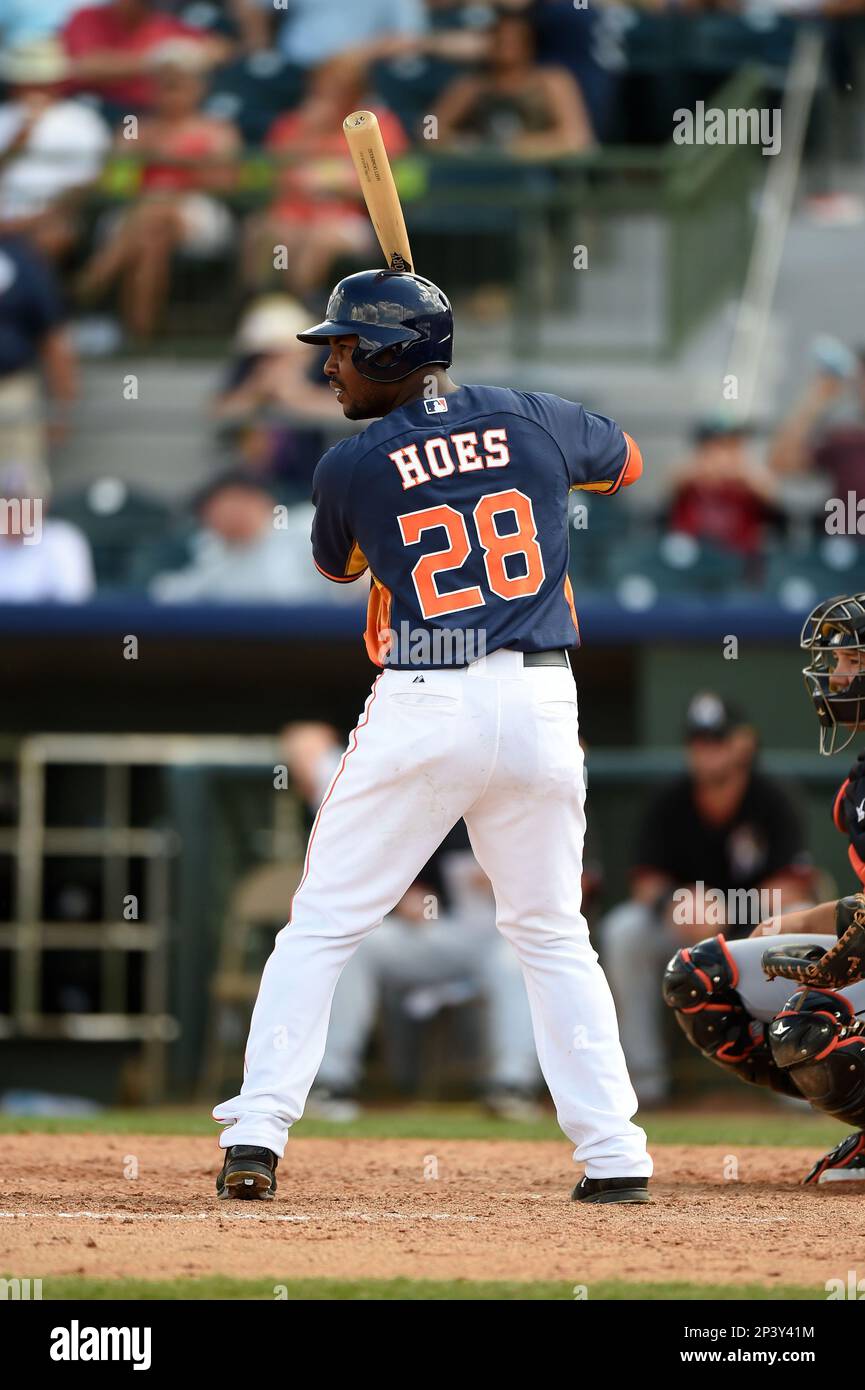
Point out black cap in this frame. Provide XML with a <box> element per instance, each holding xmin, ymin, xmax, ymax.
<box><xmin>691</xmin><ymin>413</ymin><xmax>753</xmax><ymax>445</ymax></box>
<box><xmin>684</xmin><ymin>691</ymin><xmax>747</xmax><ymax>741</ymax></box>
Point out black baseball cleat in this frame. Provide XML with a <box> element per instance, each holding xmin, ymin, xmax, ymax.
<box><xmin>803</xmin><ymin>1130</ymin><xmax>865</xmax><ymax>1186</ymax></box>
<box><xmin>216</xmin><ymin>1144</ymin><xmax>278</xmax><ymax>1200</ymax></box>
<box><xmin>571</xmin><ymin>1175</ymin><xmax>651</xmax><ymax>1205</ymax></box>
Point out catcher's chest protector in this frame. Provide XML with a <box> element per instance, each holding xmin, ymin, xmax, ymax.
<box><xmin>834</xmin><ymin>751</ymin><xmax>865</xmax><ymax>886</ymax></box>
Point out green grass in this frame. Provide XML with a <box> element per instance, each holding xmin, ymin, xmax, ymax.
<box><xmin>25</xmin><ymin>1275</ymin><xmax>827</xmax><ymax>1301</ymax></box>
<box><xmin>0</xmin><ymin>1103</ymin><xmax>846</xmax><ymax>1148</ymax></box>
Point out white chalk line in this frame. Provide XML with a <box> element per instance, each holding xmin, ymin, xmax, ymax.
<box><xmin>0</xmin><ymin>1209</ymin><xmax>478</xmax><ymax>1225</ymax></box>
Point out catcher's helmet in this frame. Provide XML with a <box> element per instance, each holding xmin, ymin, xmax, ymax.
<box><xmin>296</xmin><ymin>270</ymin><xmax>453</xmax><ymax>383</ymax></box>
<box><xmin>801</xmin><ymin>592</ymin><xmax>865</xmax><ymax>755</ymax></box>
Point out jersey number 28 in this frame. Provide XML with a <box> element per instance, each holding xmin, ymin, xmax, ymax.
<box><xmin>397</xmin><ymin>488</ymin><xmax>545</xmax><ymax>620</ymax></box>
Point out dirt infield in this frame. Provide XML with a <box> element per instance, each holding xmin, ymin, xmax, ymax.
<box><xmin>0</xmin><ymin>1135</ymin><xmax>862</xmax><ymax>1289</ymax></box>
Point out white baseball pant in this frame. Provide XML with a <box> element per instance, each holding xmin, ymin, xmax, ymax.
<box><xmin>213</xmin><ymin>647</ymin><xmax>651</xmax><ymax>1179</ymax></box>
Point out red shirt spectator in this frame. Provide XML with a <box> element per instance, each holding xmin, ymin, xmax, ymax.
<box><xmin>669</xmin><ymin>480</ymin><xmax>771</xmax><ymax>557</ymax></box>
<box><xmin>265</xmin><ymin>106</ymin><xmax>407</xmax><ymax>225</ymax></box>
<box><xmin>63</xmin><ymin>0</ymin><xmax>210</xmax><ymax>110</ymax></box>
<box><xmin>666</xmin><ymin>423</ymin><xmax>777</xmax><ymax>558</ymax></box>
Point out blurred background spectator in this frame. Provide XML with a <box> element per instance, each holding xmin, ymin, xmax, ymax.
<box><xmin>62</xmin><ymin>0</ymin><xmax>231</xmax><ymax>116</ymax></box>
<box><xmin>234</xmin><ymin>0</ymin><xmax>428</xmax><ymax>70</ymax></box>
<box><xmin>0</xmin><ymin>38</ymin><xmax>111</xmax><ymax>262</ymax></box>
<box><xmin>434</xmin><ymin>8</ymin><xmax>594</xmax><ymax>154</ymax></box>
<box><xmin>664</xmin><ymin>418</ymin><xmax>780</xmax><ymax>573</ymax></box>
<box><xmin>76</xmin><ymin>40</ymin><xmax>241</xmax><ymax>338</ymax></box>
<box><xmin>212</xmin><ymin>294</ymin><xmax>339</xmax><ymax>497</ymax></box>
<box><xmin>0</xmin><ymin>461</ymin><xmax>94</xmax><ymax>600</ymax></box>
<box><xmin>148</xmin><ymin>471</ymin><xmax>365</xmax><ymax>604</ymax></box>
<box><xmin>246</xmin><ymin>55</ymin><xmax>407</xmax><ymax>298</ymax></box>
<box><xmin>600</xmin><ymin>691</ymin><xmax>815</xmax><ymax>1106</ymax></box>
<box><xmin>0</xmin><ymin>232</ymin><xmax>76</xmax><ymax>493</ymax></box>
<box><xmin>770</xmin><ymin>337</ymin><xmax>865</xmax><ymax>506</ymax></box>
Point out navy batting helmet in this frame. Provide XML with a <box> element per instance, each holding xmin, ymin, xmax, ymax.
<box><xmin>296</xmin><ymin>270</ymin><xmax>453</xmax><ymax>383</ymax></box>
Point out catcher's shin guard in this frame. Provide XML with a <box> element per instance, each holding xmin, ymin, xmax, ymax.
<box><xmin>768</xmin><ymin>987</ymin><xmax>865</xmax><ymax>1128</ymax></box>
<box><xmin>662</xmin><ymin>935</ymin><xmax>801</xmax><ymax>1097</ymax></box>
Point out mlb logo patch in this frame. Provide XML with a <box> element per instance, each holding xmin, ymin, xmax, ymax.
<box><xmin>423</xmin><ymin>397</ymin><xmax>449</xmax><ymax>415</ymax></box>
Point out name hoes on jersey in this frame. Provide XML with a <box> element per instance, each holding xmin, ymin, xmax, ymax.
<box><xmin>388</xmin><ymin>428</ymin><xmax>511</xmax><ymax>488</ymax></box>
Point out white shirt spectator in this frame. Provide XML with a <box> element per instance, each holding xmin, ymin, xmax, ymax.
<box><xmin>0</xmin><ymin>518</ymin><xmax>95</xmax><ymax>601</ymax></box>
<box><xmin>151</xmin><ymin>503</ymin><xmax>366</xmax><ymax>605</ymax></box>
<box><xmin>0</xmin><ymin>97</ymin><xmax>111</xmax><ymax>220</ymax></box>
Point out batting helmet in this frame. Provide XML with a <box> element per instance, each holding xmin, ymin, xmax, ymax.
<box><xmin>296</xmin><ymin>270</ymin><xmax>453</xmax><ymax>383</ymax></box>
<box><xmin>801</xmin><ymin>592</ymin><xmax>865</xmax><ymax>755</ymax></box>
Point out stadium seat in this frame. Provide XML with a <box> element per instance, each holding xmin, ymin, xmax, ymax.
<box><xmin>602</xmin><ymin>532</ymin><xmax>748</xmax><ymax>605</ymax></box>
<box><xmin>764</xmin><ymin>539</ymin><xmax>865</xmax><ymax>612</ymax></box>
<box><xmin>50</xmin><ymin>481</ymin><xmax>172</xmax><ymax>591</ymax></box>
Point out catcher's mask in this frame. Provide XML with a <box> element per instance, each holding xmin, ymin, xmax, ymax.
<box><xmin>801</xmin><ymin>592</ymin><xmax>865</xmax><ymax>755</ymax></box>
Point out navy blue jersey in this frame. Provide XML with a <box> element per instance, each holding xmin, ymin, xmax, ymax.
<box><xmin>833</xmin><ymin>750</ymin><xmax>865</xmax><ymax>889</ymax></box>
<box><xmin>311</xmin><ymin>384</ymin><xmax>641</xmax><ymax>668</ymax></box>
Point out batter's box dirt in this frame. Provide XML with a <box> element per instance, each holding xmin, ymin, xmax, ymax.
<box><xmin>0</xmin><ymin>1136</ymin><xmax>860</xmax><ymax>1288</ymax></box>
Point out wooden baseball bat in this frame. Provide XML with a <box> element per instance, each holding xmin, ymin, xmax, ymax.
<box><xmin>343</xmin><ymin>109</ymin><xmax>413</xmax><ymax>273</ymax></box>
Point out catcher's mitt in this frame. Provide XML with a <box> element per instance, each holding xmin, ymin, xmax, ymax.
<box><xmin>762</xmin><ymin>893</ymin><xmax>865</xmax><ymax>988</ymax></box>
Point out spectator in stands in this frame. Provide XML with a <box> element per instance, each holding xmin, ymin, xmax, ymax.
<box><xmin>149</xmin><ymin>472</ymin><xmax>365</xmax><ymax>604</ymax></box>
<box><xmin>434</xmin><ymin>9</ymin><xmax>594</xmax><ymax>155</ymax></box>
<box><xmin>280</xmin><ymin>721</ymin><xmax>543</xmax><ymax>1121</ymax></box>
<box><xmin>232</xmin><ymin>0</ymin><xmax>427</xmax><ymax>68</ymax></box>
<box><xmin>665</xmin><ymin>418</ymin><xmax>778</xmax><ymax>562</ymax></box>
<box><xmin>246</xmin><ymin>55</ymin><xmax>407</xmax><ymax>298</ymax></box>
<box><xmin>769</xmin><ymin>342</ymin><xmax>865</xmax><ymax>508</ymax></box>
<box><xmin>62</xmin><ymin>0</ymin><xmax>231</xmax><ymax>114</ymax></box>
<box><xmin>76</xmin><ymin>40</ymin><xmax>241</xmax><ymax>338</ymax></box>
<box><xmin>0</xmin><ymin>39</ymin><xmax>111</xmax><ymax>260</ymax></box>
<box><xmin>0</xmin><ymin>0</ymin><xmax>96</xmax><ymax>48</ymax></box>
<box><xmin>213</xmin><ymin>295</ymin><xmax>339</xmax><ymax>500</ymax></box>
<box><xmin>520</xmin><ymin>0</ymin><xmax>623</xmax><ymax>143</ymax></box>
<box><xmin>0</xmin><ymin>234</ymin><xmax>77</xmax><ymax>494</ymax></box>
<box><xmin>0</xmin><ymin>462</ymin><xmax>95</xmax><ymax>601</ymax></box>
<box><xmin>599</xmin><ymin>692</ymin><xmax>814</xmax><ymax>1106</ymax></box>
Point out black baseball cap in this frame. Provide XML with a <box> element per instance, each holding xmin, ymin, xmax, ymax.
<box><xmin>191</xmin><ymin>470</ymin><xmax>276</xmax><ymax>514</ymax></box>
<box><xmin>684</xmin><ymin>692</ymin><xmax>747</xmax><ymax>741</ymax></box>
<box><xmin>691</xmin><ymin>413</ymin><xmax>753</xmax><ymax>445</ymax></box>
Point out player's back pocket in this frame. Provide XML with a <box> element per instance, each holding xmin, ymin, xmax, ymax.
<box><xmin>382</xmin><ymin>669</ymin><xmax>463</xmax><ymax>711</ymax></box>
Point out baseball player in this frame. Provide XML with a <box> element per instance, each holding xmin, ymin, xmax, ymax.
<box><xmin>664</xmin><ymin>592</ymin><xmax>865</xmax><ymax>1183</ymax></box>
<box><xmin>212</xmin><ymin>268</ymin><xmax>653</xmax><ymax>1204</ymax></box>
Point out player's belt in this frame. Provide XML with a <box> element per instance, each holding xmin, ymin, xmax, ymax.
<box><xmin>522</xmin><ymin>649</ymin><xmax>569</xmax><ymax>668</ymax></box>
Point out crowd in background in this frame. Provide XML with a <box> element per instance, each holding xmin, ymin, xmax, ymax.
<box><xmin>0</xmin><ymin>0</ymin><xmax>863</xmax><ymax>606</ymax></box>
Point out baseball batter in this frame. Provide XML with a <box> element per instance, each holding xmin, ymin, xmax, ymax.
<box><xmin>664</xmin><ymin>593</ymin><xmax>865</xmax><ymax>1183</ymax></box>
<box><xmin>213</xmin><ymin>268</ymin><xmax>653</xmax><ymax>1204</ymax></box>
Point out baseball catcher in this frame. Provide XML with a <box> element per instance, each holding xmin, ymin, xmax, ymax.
<box><xmin>663</xmin><ymin>593</ymin><xmax>865</xmax><ymax>1184</ymax></box>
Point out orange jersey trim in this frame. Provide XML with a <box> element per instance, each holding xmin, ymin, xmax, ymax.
<box><xmin>563</xmin><ymin>574</ymin><xmax>580</xmax><ymax>639</ymax></box>
<box><xmin>570</xmin><ymin>432</ymin><xmax>643</xmax><ymax>496</ymax></box>
<box><xmin>833</xmin><ymin>777</ymin><xmax>849</xmax><ymax>833</ymax></box>
<box><xmin>314</xmin><ymin>559</ymin><xmax>361</xmax><ymax>583</ymax></box>
<box><xmin>313</xmin><ymin>540</ymin><xmax>369</xmax><ymax>584</ymax></box>
<box><xmin>364</xmin><ymin>577</ymin><xmax>393</xmax><ymax>666</ymax></box>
